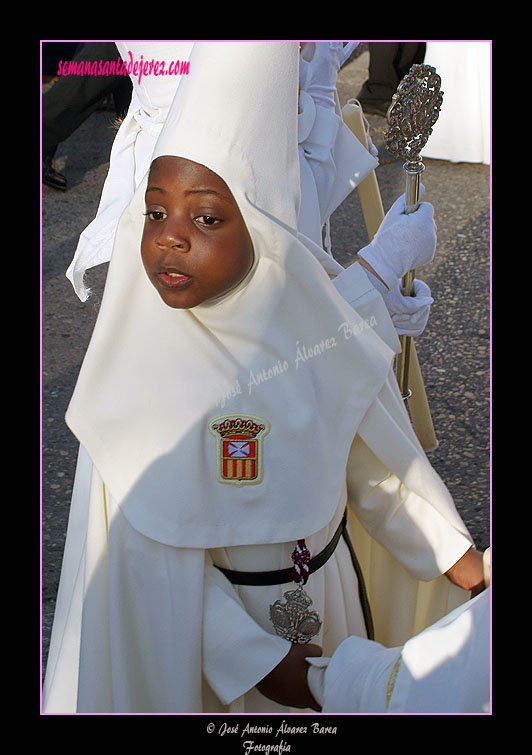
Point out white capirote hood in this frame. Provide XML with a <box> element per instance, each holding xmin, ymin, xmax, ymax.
<box><xmin>66</xmin><ymin>42</ymin><xmax>395</xmax><ymax>548</ymax></box>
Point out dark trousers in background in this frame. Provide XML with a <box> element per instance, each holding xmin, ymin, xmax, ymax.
<box><xmin>357</xmin><ymin>42</ymin><xmax>426</xmax><ymax>114</ymax></box>
<box><xmin>42</xmin><ymin>42</ymin><xmax>132</xmax><ymax>160</ymax></box>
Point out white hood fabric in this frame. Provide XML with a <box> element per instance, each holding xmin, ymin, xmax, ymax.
<box><xmin>65</xmin><ymin>41</ymin><xmax>395</xmax><ymax>549</ymax></box>
<box><xmin>297</xmin><ymin>86</ymin><xmax>378</xmax><ymax>249</ymax></box>
<box><xmin>66</xmin><ymin>42</ymin><xmax>381</xmax><ymax>303</ymax></box>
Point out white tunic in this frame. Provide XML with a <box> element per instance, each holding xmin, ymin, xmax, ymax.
<box><xmin>43</xmin><ymin>373</ymin><xmax>471</xmax><ymax>713</ymax></box>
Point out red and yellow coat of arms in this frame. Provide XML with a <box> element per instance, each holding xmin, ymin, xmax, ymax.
<box><xmin>209</xmin><ymin>415</ymin><xmax>270</xmax><ymax>485</ymax></box>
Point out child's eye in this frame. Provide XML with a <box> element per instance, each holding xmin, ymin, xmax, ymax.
<box><xmin>196</xmin><ymin>215</ymin><xmax>220</xmax><ymax>226</ymax></box>
<box><xmin>144</xmin><ymin>210</ymin><xmax>167</xmax><ymax>221</ymax></box>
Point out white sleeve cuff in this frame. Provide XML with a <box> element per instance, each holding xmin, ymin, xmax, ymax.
<box><xmin>203</xmin><ymin>563</ymin><xmax>291</xmax><ymax>705</ymax></box>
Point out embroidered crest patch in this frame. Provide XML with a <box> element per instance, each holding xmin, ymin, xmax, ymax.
<box><xmin>209</xmin><ymin>415</ymin><xmax>270</xmax><ymax>485</ymax></box>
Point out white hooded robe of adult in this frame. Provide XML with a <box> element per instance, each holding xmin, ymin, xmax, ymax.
<box><xmin>65</xmin><ymin>41</ymin><xmax>194</xmax><ymax>302</ymax></box>
<box><xmin>307</xmin><ymin>587</ymin><xmax>491</xmax><ymax>713</ymax></box>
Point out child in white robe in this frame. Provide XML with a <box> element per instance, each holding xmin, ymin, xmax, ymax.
<box><xmin>66</xmin><ymin>41</ymin><xmax>434</xmax><ymax>345</ymax></box>
<box><xmin>43</xmin><ymin>41</ymin><xmax>485</xmax><ymax>714</ymax></box>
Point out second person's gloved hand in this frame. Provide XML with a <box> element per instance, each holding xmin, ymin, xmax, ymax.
<box><xmin>358</xmin><ymin>188</ymin><xmax>437</xmax><ymax>291</ymax></box>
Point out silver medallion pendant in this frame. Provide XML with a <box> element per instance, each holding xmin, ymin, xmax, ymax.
<box><xmin>269</xmin><ymin>539</ymin><xmax>321</xmax><ymax>644</ymax></box>
<box><xmin>269</xmin><ymin>584</ymin><xmax>322</xmax><ymax>644</ymax></box>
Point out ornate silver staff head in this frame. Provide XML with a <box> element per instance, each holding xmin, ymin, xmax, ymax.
<box><xmin>384</xmin><ymin>64</ymin><xmax>444</xmax><ymax>214</ymax></box>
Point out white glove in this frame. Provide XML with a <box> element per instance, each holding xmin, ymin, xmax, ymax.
<box><xmin>358</xmin><ymin>189</ymin><xmax>437</xmax><ymax>290</ymax></box>
<box><xmin>385</xmin><ymin>279</ymin><xmax>433</xmax><ymax>337</ymax></box>
<box><xmin>299</xmin><ymin>42</ymin><xmax>359</xmax><ymax>111</ymax></box>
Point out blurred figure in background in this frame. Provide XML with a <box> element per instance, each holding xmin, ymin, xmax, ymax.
<box><xmin>42</xmin><ymin>42</ymin><xmax>132</xmax><ymax>191</ymax></box>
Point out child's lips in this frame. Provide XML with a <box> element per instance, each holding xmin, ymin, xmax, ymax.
<box><xmin>157</xmin><ymin>269</ymin><xmax>193</xmax><ymax>289</ymax></box>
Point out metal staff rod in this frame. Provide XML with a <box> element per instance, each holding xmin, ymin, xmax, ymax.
<box><xmin>384</xmin><ymin>64</ymin><xmax>444</xmax><ymax>400</ymax></box>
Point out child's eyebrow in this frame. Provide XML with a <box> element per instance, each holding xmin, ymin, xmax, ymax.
<box><xmin>185</xmin><ymin>188</ymin><xmax>232</xmax><ymax>203</ymax></box>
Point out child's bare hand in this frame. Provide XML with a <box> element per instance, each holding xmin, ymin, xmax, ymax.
<box><xmin>445</xmin><ymin>547</ymin><xmax>485</xmax><ymax>596</ymax></box>
<box><xmin>256</xmin><ymin>643</ymin><xmax>322</xmax><ymax>711</ymax></box>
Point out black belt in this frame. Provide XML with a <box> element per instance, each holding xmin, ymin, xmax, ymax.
<box><xmin>214</xmin><ymin>510</ymin><xmax>375</xmax><ymax>640</ymax></box>
<box><xmin>215</xmin><ymin>513</ymin><xmax>347</xmax><ymax>586</ymax></box>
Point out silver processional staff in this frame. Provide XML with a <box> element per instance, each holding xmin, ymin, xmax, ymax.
<box><xmin>384</xmin><ymin>64</ymin><xmax>444</xmax><ymax>400</ymax></box>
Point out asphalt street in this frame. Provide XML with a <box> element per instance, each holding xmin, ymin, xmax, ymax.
<box><xmin>41</xmin><ymin>46</ymin><xmax>491</xmax><ymax>675</ymax></box>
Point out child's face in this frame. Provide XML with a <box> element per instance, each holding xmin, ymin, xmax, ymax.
<box><xmin>141</xmin><ymin>156</ymin><xmax>254</xmax><ymax>309</ymax></box>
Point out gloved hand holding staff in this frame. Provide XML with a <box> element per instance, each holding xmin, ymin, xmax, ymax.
<box><xmin>342</xmin><ymin>63</ymin><xmax>443</xmax><ymax>451</ymax></box>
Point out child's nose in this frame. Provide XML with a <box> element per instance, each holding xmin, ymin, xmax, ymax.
<box><xmin>156</xmin><ymin>218</ymin><xmax>191</xmax><ymax>252</ymax></box>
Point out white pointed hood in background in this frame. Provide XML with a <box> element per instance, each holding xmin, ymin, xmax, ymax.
<box><xmin>66</xmin><ymin>41</ymin><xmax>395</xmax><ymax>548</ymax></box>
<box><xmin>66</xmin><ymin>41</ymin><xmax>195</xmax><ymax>301</ymax></box>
